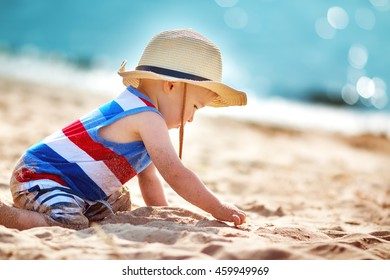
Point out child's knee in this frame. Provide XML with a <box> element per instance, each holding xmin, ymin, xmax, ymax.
<box><xmin>108</xmin><ymin>185</ymin><xmax>132</xmax><ymax>212</ymax></box>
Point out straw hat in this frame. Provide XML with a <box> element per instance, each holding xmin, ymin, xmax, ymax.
<box><xmin>118</xmin><ymin>29</ymin><xmax>247</xmax><ymax>107</ymax></box>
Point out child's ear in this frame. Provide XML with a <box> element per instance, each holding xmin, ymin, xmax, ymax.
<box><xmin>163</xmin><ymin>81</ymin><xmax>175</xmax><ymax>93</ymax></box>
<box><xmin>163</xmin><ymin>81</ymin><xmax>179</xmax><ymax>93</ymax></box>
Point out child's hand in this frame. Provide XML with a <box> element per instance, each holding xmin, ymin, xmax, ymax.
<box><xmin>212</xmin><ymin>202</ymin><xmax>247</xmax><ymax>227</ymax></box>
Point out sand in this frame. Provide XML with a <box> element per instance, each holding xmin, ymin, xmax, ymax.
<box><xmin>0</xmin><ymin>77</ymin><xmax>389</xmax><ymax>260</ymax></box>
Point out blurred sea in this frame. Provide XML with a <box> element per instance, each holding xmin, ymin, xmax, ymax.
<box><xmin>0</xmin><ymin>0</ymin><xmax>389</xmax><ymax>135</ymax></box>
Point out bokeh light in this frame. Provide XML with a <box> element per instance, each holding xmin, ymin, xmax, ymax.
<box><xmin>347</xmin><ymin>67</ymin><xmax>366</xmax><ymax>85</ymax></box>
<box><xmin>370</xmin><ymin>0</ymin><xmax>390</xmax><ymax>11</ymax></box>
<box><xmin>224</xmin><ymin>7</ymin><xmax>248</xmax><ymax>29</ymax></box>
<box><xmin>327</xmin><ymin>6</ymin><xmax>349</xmax><ymax>29</ymax></box>
<box><xmin>371</xmin><ymin>77</ymin><xmax>388</xmax><ymax>109</ymax></box>
<box><xmin>341</xmin><ymin>83</ymin><xmax>359</xmax><ymax>105</ymax></box>
<box><xmin>315</xmin><ymin>17</ymin><xmax>336</xmax><ymax>39</ymax></box>
<box><xmin>356</xmin><ymin>76</ymin><xmax>375</xmax><ymax>99</ymax></box>
<box><xmin>348</xmin><ymin>44</ymin><xmax>368</xmax><ymax>69</ymax></box>
<box><xmin>215</xmin><ymin>0</ymin><xmax>239</xmax><ymax>8</ymax></box>
<box><xmin>355</xmin><ymin>8</ymin><xmax>376</xmax><ymax>30</ymax></box>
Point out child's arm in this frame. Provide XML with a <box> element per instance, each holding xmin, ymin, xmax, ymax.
<box><xmin>136</xmin><ymin>112</ymin><xmax>246</xmax><ymax>226</ymax></box>
<box><xmin>137</xmin><ymin>163</ymin><xmax>168</xmax><ymax>206</ymax></box>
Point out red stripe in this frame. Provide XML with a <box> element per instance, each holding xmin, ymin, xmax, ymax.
<box><xmin>16</xmin><ymin>168</ymin><xmax>67</xmax><ymax>186</ymax></box>
<box><xmin>62</xmin><ymin>120</ymin><xmax>137</xmax><ymax>184</ymax></box>
<box><xmin>139</xmin><ymin>97</ymin><xmax>155</xmax><ymax>108</ymax></box>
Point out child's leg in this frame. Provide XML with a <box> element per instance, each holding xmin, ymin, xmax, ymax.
<box><xmin>10</xmin><ymin>180</ymin><xmax>90</xmax><ymax>230</ymax></box>
<box><xmin>0</xmin><ymin>200</ymin><xmax>50</xmax><ymax>230</ymax></box>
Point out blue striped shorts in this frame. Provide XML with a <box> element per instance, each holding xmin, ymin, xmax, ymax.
<box><xmin>10</xmin><ymin>178</ymin><xmax>131</xmax><ymax>229</ymax></box>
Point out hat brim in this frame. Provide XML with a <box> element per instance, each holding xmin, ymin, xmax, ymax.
<box><xmin>118</xmin><ymin>69</ymin><xmax>247</xmax><ymax>107</ymax></box>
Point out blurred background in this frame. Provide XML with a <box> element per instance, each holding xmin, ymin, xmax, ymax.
<box><xmin>1</xmin><ymin>0</ymin><xmax>389</xmax><ymax>134</ymax></box>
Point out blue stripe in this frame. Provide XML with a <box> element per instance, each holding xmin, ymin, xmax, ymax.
<box><xmin>28</xmin><ymin>185</ymin><xmax>41</xmax><ymax>193</ymax></box>
<box><xmin>123</xmin><ymin>141</ymin><xmax>151</xmax><ymax>173</ymax></box>
<box><xmin>27</xmin><ymin>144</ymin><xmax>107</xmax><ymax>200</ymax></box>
<box><xmin>81</xmin><ymin>90</ymin><xmax>132</xmax><ymax>131</ymax></box>
<box><xmin>99</xmin><ymin>100</ymin><xmax>124</xmax><ymax>120</ymax></box>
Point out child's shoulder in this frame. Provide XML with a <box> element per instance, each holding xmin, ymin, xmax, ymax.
<box><xmin>99</xmin><ymin>110</ymin><xmax>165</xmax><ymax>144</ymax></box>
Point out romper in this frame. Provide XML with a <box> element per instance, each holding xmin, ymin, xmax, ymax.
<box><xmin>10</xmin><ymin>86</ymin><xmax>162</xmax><ymax>229</ymax></box>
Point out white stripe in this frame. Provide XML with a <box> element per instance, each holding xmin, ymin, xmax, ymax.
<box><xmin>50</xmin><ymin>208</ymin><xmax>79</xmax><ymax>215</ymax></box>
<box><xmin>44</xmin><ymin>129</ymin><xmax>64</xmax><ymax>142</ymax></box>
<box><xmin>79</xmin><ymin>107</ymin><xmax>104</xmax><ymax>121</ymax></box>
<box><xmin>43</xmin><ymin>132</ymin><xmax>122</xmax><ymax>195</ymax></box>
<box><xmin>115</xmin><ymin>89</ymin><xmax>145</xmax><ymax>111</ymax></box>
<box><xmin>15</xmin><ymin>179</ymin><xmax>62</xmax><ymax>192</ymax></box>
<box><xmin>34</xmin><ymin>179</ymin><xmax>71</xmax><ymax>190</ymax></box>
<box><xmin>20</xmin><ymin>179</ymin><xmax>72</xmax><ymax>192</ymax></box>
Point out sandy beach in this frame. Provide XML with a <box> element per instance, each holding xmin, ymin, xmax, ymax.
<box><xmin>0</xmin><ymin>76</ymin><xmax>389</xmax><ymax>260</ymax></box>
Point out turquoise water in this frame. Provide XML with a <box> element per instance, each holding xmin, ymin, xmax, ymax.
<box><xmin>1</xmin><ymin>0</ymin><xmax>390</xmax><ymax>118</ymax></box>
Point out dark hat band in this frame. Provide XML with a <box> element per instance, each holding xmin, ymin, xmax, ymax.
<box><xmin>136</xmin><ymin>65</ymin><xmax>210</xmax><ymax>82</ymax></box>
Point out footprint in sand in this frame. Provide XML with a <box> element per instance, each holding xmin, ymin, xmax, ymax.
<box><xmin>369</xmin><ymin>231</ymin><xmax>390</xmax><ymax>241</ymax></box>
<box><xmin>242</xmin><ymin>202</ymin><xmax>285</xmax><ymax>217</ymax></box>
<box><xmin>100</xmin><ymin>206</ymin><xmax>205</xmax><ymax>226</ymax></box>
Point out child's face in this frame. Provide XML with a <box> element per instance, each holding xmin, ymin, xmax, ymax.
<box><xmin>161</xmin><ymin>83</ymin><xmax>217</xmax><ymax>129</ymax></box>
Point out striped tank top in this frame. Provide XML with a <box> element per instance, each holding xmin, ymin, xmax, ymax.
<box><xmin>14</xmin><ymin>86</ymin><xmax>162</xmax><ymax>201</ymax></box>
